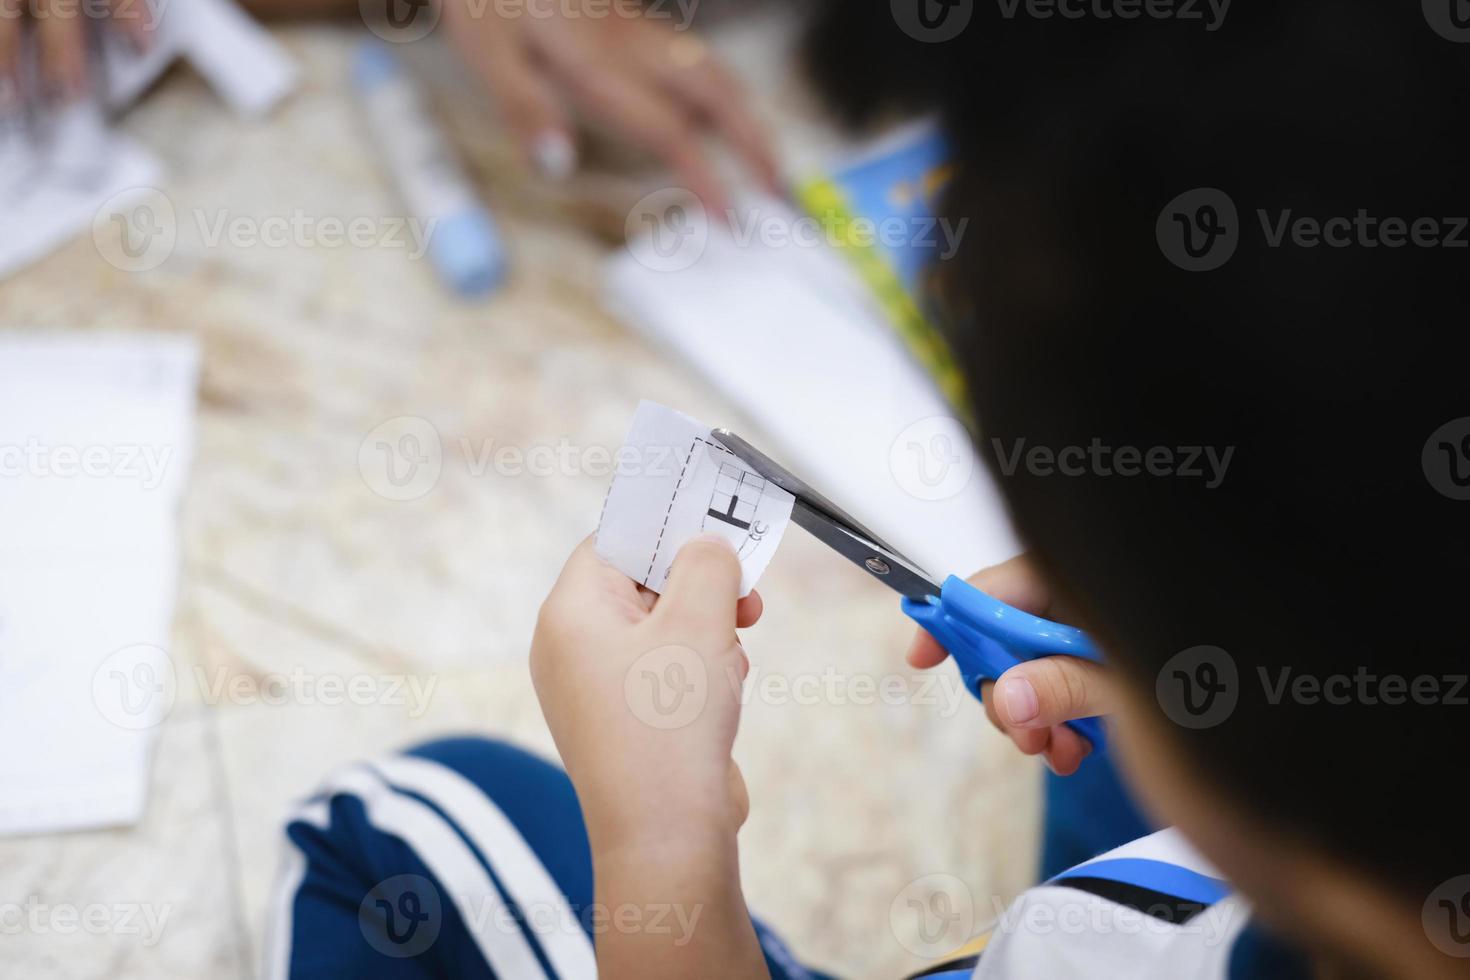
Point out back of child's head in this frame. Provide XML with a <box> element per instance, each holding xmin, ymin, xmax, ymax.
<box><xmin>805</xmin><ymin>1</ymin><xmax>1469</xmax><ymax>902</ymax></box>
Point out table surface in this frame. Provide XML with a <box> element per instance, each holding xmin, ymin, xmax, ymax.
<box><xmin>0</xmin><ymin>23</ymin><xmax>1038</xmax><ymax>980</ymax></box>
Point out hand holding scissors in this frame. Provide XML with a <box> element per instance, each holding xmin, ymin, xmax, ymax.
<box><xmin>714</xmin><ymin>430</ymin><xmax>1111</xmax><ymax>760</ymax></box>
<box><xmin>906</xmin><ymin>557</ymin><xmax>1111</xmax><ymax>774</ymax></box>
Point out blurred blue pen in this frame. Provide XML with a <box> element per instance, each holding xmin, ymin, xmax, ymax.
<box><xmin>352</xmin><ymin>40</ymin><xmax>507</xmax><ymax>298</ymax></box>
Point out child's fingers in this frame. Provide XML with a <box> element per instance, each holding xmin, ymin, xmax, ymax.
<box><xmin>735</xmin><ymin>589</ymin><xmax>762</xmax><ymax>629</ymax></box>
<box><xmin>655</xmin><ymin>534</ymin><xmax>742</xmax><ymax>636</ymax></box>
<box><xmin>913</xmin><ymin>557</ymin><xmax>1109</xmax><ymax>770</ymax></box>
<box><xmin>726</xmin><ymin>758</ymin><xmax>749</xmax><ymax>828</ymax></box>
<box><xmin>904</xmin><ymin>554</ymin><xmax>1051</xmax><ymax>669</ymax></box>
<box><xmin>966</xmin><ymin>554</ymin><xmax>1054</xmax><ymax>615</ymax></box>
<box><xmin>982</xmin><ymin>681</ymin><xmax>1094</xmax><ymax>774</ymax></box>
<box><xmin>992</xmin><ymin>656</ymin><xmax>1112</xmax><ymax>731</ymax></box>
<box><xmin>1042</xmin><ymin>725</ymin><xmax>1093</xmax><ymax>777</ymax></box>
<box><xmin>905</xmin><ymin>630</ymin><xmax>949</xmax><ymax>668</ymax></box>
<box><xmin>556</xmin><ymin>535</ymin><xmax>616</xmax><ymax>583</ymax></box>
<box><xmin>981</xmin><ymin>685</ymin><xmax>1051</xmax><ymax>756</ymax></box>
<box><xmin>549</xmin><ymin>538</ymin><xmax>755</xmax><ymax>634</ymax></box>
<box><xmin>542</xmin><ymin>536</ymin><xmax>645</xmax><ymax>620</ymax></box>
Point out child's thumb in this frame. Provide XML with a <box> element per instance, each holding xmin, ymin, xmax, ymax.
<box><xmin>656</xmin><ymin>534</ymin><xmax>743</xmax><ymax>635</ymax></box>
<box><xmin>993</xmin><ymin>656</ymin><xmax>1111</xmax><ymax>730</ymax></box>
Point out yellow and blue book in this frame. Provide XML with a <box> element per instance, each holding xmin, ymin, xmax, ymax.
<box><xmin>795</xmin><ymin>121</ymin><xmax>969</xmax><ymax>416</ymax></box>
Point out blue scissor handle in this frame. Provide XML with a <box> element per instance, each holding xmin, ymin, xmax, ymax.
<box><xmin>900</xmin><ymin>574</ymin><xmax>1107</xmax><ymax>750</ymax></box>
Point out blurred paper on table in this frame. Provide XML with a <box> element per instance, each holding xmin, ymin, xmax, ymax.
<box><xmin>0</xmin><ymin>102</ymin><xmax>163</xmax><ymax>282</ymax></box>
<box><xmin>596</xmin><ymin>401</ymin><xmax>794</xmax><ymax>598</ymax></box>
<box><xmin>181</xmin><ymin>0</ymin><xmax>300</xmax><ymax>115</ymax></box>
<box><xmin>0</xmin><ymin>334</ymin><xmax>199</xmax><ymax>836</ymax></box>
<box><xmin>0</xmin><ymin>0</ymin><xmax>298</xmax><ymax>282</ymax></box>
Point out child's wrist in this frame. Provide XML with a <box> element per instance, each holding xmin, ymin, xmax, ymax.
<box><xmin>573</xmin><ymin>765</ymin><xmax>745</xmax><ymax>848</ymax></box>
<box><xmin>585</xmin><ymin>801</ymin><xmax>742</xmax><ymax>868</ymax></box>
<box><xmin>590</xmin><ymin>820</ymin><xmax>744</xmax><ymax>910</ymax></box>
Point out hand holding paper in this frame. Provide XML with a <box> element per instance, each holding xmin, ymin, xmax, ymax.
<box><xmin>596</xmin><ymin>401</ymin><xmax>794</xmax><ymax>597</ymax></box>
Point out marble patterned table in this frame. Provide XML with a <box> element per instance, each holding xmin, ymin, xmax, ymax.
<box><xmin>0</xmin><ymin>23</ymin><xmax>1039</xmax><ymax>980</ymax></box>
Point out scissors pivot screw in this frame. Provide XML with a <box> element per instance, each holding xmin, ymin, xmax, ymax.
<box><xmin>864</xmin><ymin>557</ymin><xmax>891</xmax><ymax>576</ymax></box>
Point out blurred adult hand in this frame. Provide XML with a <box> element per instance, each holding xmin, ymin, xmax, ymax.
<box><xmin>441</xmin><ymin>0</ymin><xmax>780</xmax><ymax>212</ymax></box>
<box><xmin>0</xmin><ymin>0</ymin><xmax>153</xmax><ymax>110</ymax></box>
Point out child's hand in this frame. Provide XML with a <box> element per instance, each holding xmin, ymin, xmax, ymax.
<box><xmin>533</xmin><ymin>534</ymin><xmax>771</xmax><ymax>979</ymax></box>
<box><xmin>531</xmin><ymin>534</ymin><xmax>760</xmax><ymax>852</ymax></box>
<box><xmin>905</xmin><ymin>555</ymin><xmax>1112</xmax><ymax>776</ymax></box>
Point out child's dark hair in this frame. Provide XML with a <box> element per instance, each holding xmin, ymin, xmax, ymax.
<box><xmin>806</xmin><ymin>1</ymin><xmax>1469</xmax><ymax>901</ymax></box>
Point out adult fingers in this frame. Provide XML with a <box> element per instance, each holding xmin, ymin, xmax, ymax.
<box><xmin>0</xmin><ymin>0</ymin><xmax>23</xmax><ymax>100</ymax></box>
<box><xmin>629</xmin><ymin>31</ymin><xmax>780</xmax><ymax>193</ymax></box>
<box><xmin>539</xmin><ymin>34</ymin><xmax>729</xmax><ymax>214</ymax></box>
<box><xmin>107</xmin><ymin>0</ymin><xmax>156</xmax><ymax>52</ymax></box>
<box><xmin>447</xmin><ymin>18</ymin><xmax>576</xmax><ymax>180</ymax></box>
<box><xmin>34</xmin><ymin>0</ymin><xmax>89</xmax><ymax>101</ymax></box>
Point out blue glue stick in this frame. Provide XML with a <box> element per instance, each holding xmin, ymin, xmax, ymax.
<box><xmin>352</xmin><ymin>40</ymin><xmax>507</xmax><ymax>297</ymax></box>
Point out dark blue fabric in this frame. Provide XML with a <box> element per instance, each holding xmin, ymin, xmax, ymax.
<box><xmin>407</xmin><ymin>737</ymin><xmax>594</xmax><ymax>940</ymax></box>
<box><xmin>282</xmin><ymin>736</ymin><xmax>829</xmax><ymax>980</ymax></box>
<box><xmin>285</xmin><ymin>789</ymin><xmax>498</xmax><ymax>979</ymax></box>
<box><xmin>1227</xmin><ymin>921</ymin><xmax>1313</xmax><ymax>980</ymax></box>
<box><xmin>1040</xmin><ymin>748</ymin><xmax>1153</xmax><ymax>879</ymax></box>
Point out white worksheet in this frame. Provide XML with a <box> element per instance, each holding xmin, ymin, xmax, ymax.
<box><xmin>597</xmin><ymin>401</ymin><xmax>795</xmax><ymax>597</ymax></box>
<box><xmin>0</xmin><ymin>333</ymin><xmax>199</xmax><ymax>835</ymax></box>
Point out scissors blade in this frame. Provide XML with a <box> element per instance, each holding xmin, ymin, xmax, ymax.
<box><xmin>791</xmin><ymin>498</ymin><xmax>942</xmax><ymax>600</ymax></box>
<box><xmin>712</xmin><ymin>429</ymin><xmax>943</xmax><ymax>601</ymax></box>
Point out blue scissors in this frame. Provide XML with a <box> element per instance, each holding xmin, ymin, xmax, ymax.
<box><xmin>713</xmin><ymin>430</ymin><xmax>1107</xmax><ymax>750</ymax></box>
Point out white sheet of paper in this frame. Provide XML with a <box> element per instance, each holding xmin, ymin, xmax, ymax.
<box><xmin>596</xmin><ymin>401</ymin><xmax>794</xmax><ymax>597</ymax></box>
<box><xmin>0</xmin><ymin>333</ymin><xmax>199</xmax><ymax>836</ymax></box>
